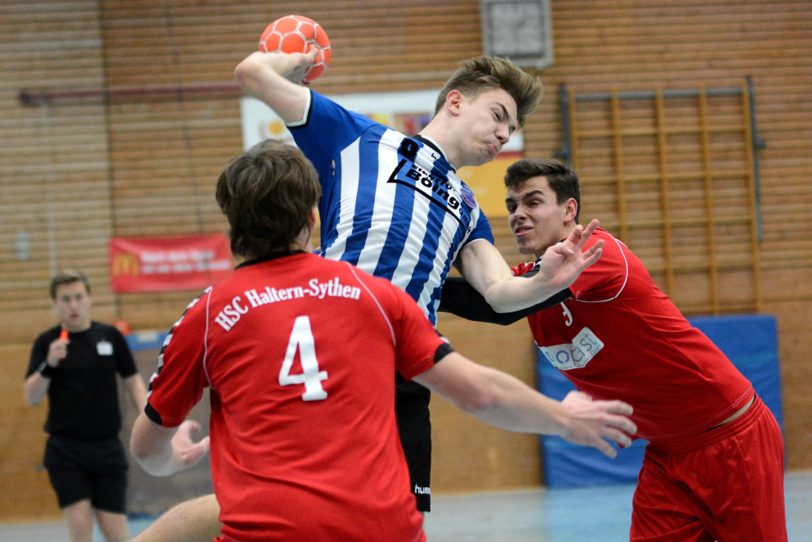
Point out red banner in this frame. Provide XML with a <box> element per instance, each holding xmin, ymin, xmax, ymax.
<box><xmin>109</xmin><ymin>234</ymin><xmax>233</xmax><ymax>293</ymax></box>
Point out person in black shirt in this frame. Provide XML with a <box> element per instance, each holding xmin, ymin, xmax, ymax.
<box><xmin>24</xmin><ymin>268</ymin><xmax>147</xmax><ymax>542</ymax></box>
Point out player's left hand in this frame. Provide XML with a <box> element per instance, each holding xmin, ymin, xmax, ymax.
<box><xmin>171</xmin><ymin>419</ymin><xmax>211</xmax><ymax>470</ymax></box>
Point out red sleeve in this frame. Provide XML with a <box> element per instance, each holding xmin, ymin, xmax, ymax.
<box><xmin>568</xmin><ymin>229</ymin><xmax>629</xmax><ymax>302</ymax></box>
<box><xmin>146</xmin><ymin>290</ymin><xmax>211</xmax><ymax>427</ymax></box>
<box><xmin>376</xmin><ymin>281</ymin><xmax>446</xmax><ymax>380</ymax></box>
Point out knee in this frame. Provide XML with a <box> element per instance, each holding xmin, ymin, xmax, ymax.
<box><xmin>96</xmin><ymin>511</ymin><xmax>130</xmax><ymax>542</ymax></box>
<box><xmin>63</xmin><ymin>501</ymin><xmax>94</xmax><ymax>541</ymax></box>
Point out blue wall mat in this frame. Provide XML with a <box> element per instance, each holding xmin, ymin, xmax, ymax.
<box><xmin>126</xmin><ymin>330</ymin><xmax>168</xmax><ymax>352</ymax></box>
<box><xmin>537</xmin><ymin>314</ymin><xmax>782</xmax><ymax>488</ymax></box>
<box><xmin>687</xmin><ymin>314</ymin><xmax>783</xmax><ymax>427</ymax></box>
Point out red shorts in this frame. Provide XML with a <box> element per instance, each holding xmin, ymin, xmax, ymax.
<box><xmin>631</xmin><ymin>396</ymin><xmax>786</xmax><ymax>542</ymax></box>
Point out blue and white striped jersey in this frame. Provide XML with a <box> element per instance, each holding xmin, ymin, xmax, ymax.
<box><xmin>290</xmin><ymin>90</ymin><xmax>494</xmax><ymax>325</ymax></box>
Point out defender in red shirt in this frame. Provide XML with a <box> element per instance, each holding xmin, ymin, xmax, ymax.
<box><xmin>440</xmin><ymin>158</ymin><xmax>787</xmax><ymax>542</ymax></box>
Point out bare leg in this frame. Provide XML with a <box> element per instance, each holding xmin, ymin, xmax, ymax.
<box><xmin>95</xmin><ymin>508</ymin><xmax>130</xmax><ymax>542</ymax></box>
<box><xmin>131</xmin><ymin>494</ymin><xmax>221</xmax><ymax>542</ymax></box>
<box><xmin>63</xmin><ymin>499</ymin><xmax>94</xmax><ymax>542</ymax></box>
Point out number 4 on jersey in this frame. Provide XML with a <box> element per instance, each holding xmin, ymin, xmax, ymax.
<box><xmin>278</xmin><ymin>315</ymin><xmax>328</xmax><ymax>401</ymax></box>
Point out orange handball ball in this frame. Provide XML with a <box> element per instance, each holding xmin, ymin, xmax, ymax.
<box><xmin>259</xmin><ymin>14</ymin><xmax>331</xmax><ymax>83</ymax></box>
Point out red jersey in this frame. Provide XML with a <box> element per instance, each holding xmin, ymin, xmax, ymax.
<box><xmin>147</xmin><ymin>253</ymin><xmax>444</xmax><ymax>542</ymax></box>
<box><xmin>515</xmin><ymin>228</ymin><xmax>753</xmax><ymax>450</ymax></box>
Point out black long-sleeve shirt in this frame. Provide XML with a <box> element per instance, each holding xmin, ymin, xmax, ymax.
<box><xmin>438</xmin><ymin>262</ymin><xmax>571</xmax><ymax>325</ymax></box>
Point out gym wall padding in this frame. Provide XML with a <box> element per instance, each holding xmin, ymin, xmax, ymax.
<box><xmin>537</xmin><ymin>314</ymin><xmax>782</xmax><ymax>488</ymax></box>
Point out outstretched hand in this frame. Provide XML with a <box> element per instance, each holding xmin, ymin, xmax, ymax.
<box><xmin>171</xmin><ymin>420</ymin><xmax>211</xmax><ymax>471</ymax></box>
<box><xmin>536</xmin><ymin>218</ymin><xmax>604</xmax><ymax>292</ymax></box>
<box><xmin>558</xmin><ymin>390</ymin><xmax>636</xmax><ymax>458</ymax></box>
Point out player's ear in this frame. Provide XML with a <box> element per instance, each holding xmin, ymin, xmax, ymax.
<box><xmin>445</xmin><ymin>90</ymin><xmax>464</xmax><ymax>116</ymax></box>
<box><xmin>565</xmin><ymin>198</ymin><xmax>578</xmax><ymax>222</ymax></box>
<box><xmin>307</xmin><ymin>206</ymin><xmax>318</xmax><ymax>229</ymax></box>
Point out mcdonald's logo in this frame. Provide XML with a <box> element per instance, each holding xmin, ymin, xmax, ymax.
<box><xmin>112</xmin><ymin>253</ymin><xmax>141</xmax><ymax>277</ymax></box>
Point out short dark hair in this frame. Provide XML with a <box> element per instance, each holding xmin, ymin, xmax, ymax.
<box><xmin>215</xmin><ymin>139</ymin><xmax>322</xmax><ymax>259</ymax></box>
<box><xmin>50</xmin><ymin>269</ymin><xmax>91</xmax><ymax>300</ymax></box>
<box><xmin>434</xmin><ymin>56</ymin><xmax>543</xmax><ymax>127</ymax></box>
<box><xmin>504</xmin><ymin>158</ymin><xmax>582</xmax><ymax>223</ymax></box>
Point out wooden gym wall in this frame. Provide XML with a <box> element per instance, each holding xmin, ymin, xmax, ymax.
<box><xmin>1</xmin><ymin>0</ymin><xmax>810</xmax><ymax>520</ymax></box>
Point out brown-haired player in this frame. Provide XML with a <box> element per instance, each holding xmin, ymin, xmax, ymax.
<box><xmin>439</xmin><ymin>158</ymin><xmax>787</xmax><ymax>542</ymax></box>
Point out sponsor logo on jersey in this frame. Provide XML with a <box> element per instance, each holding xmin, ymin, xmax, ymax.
<box><xmin>387</xmin><ymin>159</ymin><xmax>463</xmax><ymax>224</ymax></box>
<box><xmin>537</xmin><ymin>327</ymin><xmax>604</xmax><ymax>371</ymax></box>
<box><xmin>386</xmin><ymin>138</ymin><xmax>467</xmax><ymax>226</ymax></box>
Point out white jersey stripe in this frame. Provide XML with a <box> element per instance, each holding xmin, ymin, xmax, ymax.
<box><xmin>323</xmin><ymin>138</ymin><xmax>361</xmax><ymax>262</ymax></box>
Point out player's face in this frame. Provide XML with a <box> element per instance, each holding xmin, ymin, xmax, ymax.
<box><xmin>53</xmin><ymin>281</ymin><xmax>92</xmax><ymax>332</ymax></box>
<box><xmin>506</xmin><ymin>177</ymin><xmax>573</xmax><ymax>256</ymax></box>
<box><xmin>455</xmin><ymin>88</ymin><xmax>518</xmax><ymax>167</ymax></box>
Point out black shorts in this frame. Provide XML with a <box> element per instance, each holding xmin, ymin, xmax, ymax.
<box><xmin>44</xmin><ymin>435</ymin><xmax>129</xmax><ymax>513</ymax></box>
<box><xmin>396</xmin><ymin>374</ymin><xmax>432</xmax><ymax>512</ymax></box>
